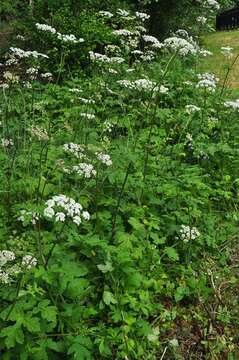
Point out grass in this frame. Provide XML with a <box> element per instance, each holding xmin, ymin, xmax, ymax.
<box><xmin>199</xmin><ymin>30</ymin><xmax>239</xmax><ymax>89</ymax></box>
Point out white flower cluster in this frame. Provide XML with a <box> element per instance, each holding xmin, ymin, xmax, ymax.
<box><xmin>36</xmin><ymin>23</ymin><xmax>84</xmax><ymax>44</ymax></box>
<box><xmin>224</xmin><ymin>99</ymin><xmax>239</xmax><ymax>110</ymax></box>
<box><xmin>185</xmin><ymin>104</ymin><xmax>201</xmax><ymax>114</ymax></box>
<box><xmin>80</xmin><ymin>112</ymin><xmax>96</xmax><ymax>119</ymax></box>
<box><xmin>3</xmin><ymin>71</ymin><xmax>19</xmax><ymax>83</ymax></box>
<box><xmin>36</xmin><ymin>23</ymin><xmax>56</xmax><ymax>34</ymax></box>
<box><xmin>18</xmin><ymin>210</ymin><xmax>39</xmax><ymax>225</ymax></box>
<box><xmin>72</xmin><ymin>163</ymin><xmax>97</xmax><ymax>178</ymax></box>
<box><xmin>143</xmin><ymin>35</ymin><xmax>163</xmax><ymax>49</ymax></box>
<box><xmin>96</xmin><ymin>152</ymin><xmax>112</xmax><ymax>166</ymax></box>
<box><xmin>179</xmin><ymin>225</ymin><xmax>200</xmax><ymax>243</ymax></box>
<box><xmin>28</xmin><ymin>125</ymin><xmax>49</xmax><ymax>140</ymax></box>
<box><xmin>163</xmin><ymin>37</ymin><xmax>197</xmax><ymax>56</ymax></box>
<box><xmin>89</xmin><ymin>51</ymin><xmax>124</xmax><ymax>64</ymax></box>
<box><xmin>5</xmin><ymin>57</ymin><xmax>18</xmax><ymax>66</ymax></box>
<box><xmin>26</xmin><ymin>67</ymin><xmax>38</xmax><ymax>75</ymax></box>
<box><xmin>99</xmin><ymin>11</ymin><xmax>114</xmax><ymax>18</ymax></box>
<box><xmin>135</xmin><ymin>12</ymin><xmax>150</xmax><ymax>21</ymax></box>
<box><xmin>117</xmin><ymin>78</ymin><xmax>158</xmax><ymax>92</ymax></box>
<box><xmin>204</xmin><ymin>0</ymin><xmax>220</xmax><ymax>10</ymax></box>
<box><xmin>196</xmin><ymin>73</ymin><xmax>218</xmax><ymax>93</ymax></box>
<box><xmin>0</xmin><ymin>251</ymin><xmax>15</xmax><ymax>266</ymax></box>
<box><xmin>16</xmin><ymin>34</ymin><xmax>25</xmax><ymax>41</ymax></box>
<box><xmin>69</xmin><ymin>88</ymin><xmax>82</xmax><ymax>93</ymax></box>
<box><xmin>103</xmin><ymin>121</ymin><xmax>113</xmax><ymax>133</ymax></box>
<box><xmin>1</xmin><ymin>138</ymin><xmax>14</xmax><ymax>147</ymax></box>
<box><xmin>9</xmin><ymin>47</ymin><xmax>48</xmax><ymax>59</ymax></box>
<box><xmin>44</xmin><ymin>195</ymin><xmax>90</xmax><ymax>226</ymax></box>
<box><xmin>41</xmin><ymin>72</ymin><xmax>53</xmax><ymax>80</ymax></box>
<box><xmin>199</xmin><ymin>49</ymin><xmax>212</xmax><ymax>57</ymax></box>
<box><xmin>197</xmin><ymin>16</ymin><xmax>207</xmax><ymax>25</ymax></box>
<box><xmin>0</xmin><ymin>251</ymin><xmax>37</xmax><ymax>284</ymax></box>
<box><xmin>78</xmin><ymin>97</ymin><xmax>95</xmax><ymax>104</ymax></box>
<box><xmin>0</xmin><ymin>251</ymin><xmax>16</xmax><ymax>284</ymax></box>
<box><xmin>57</xmin><ymin>33</ymin><xmax>84</xmax><ymax>44</ymax></box>
<box><xmin>117</xmin><ymin>9</ymin><xmax>130</xmax><ymax>17</ymax></box>
<box><xmin>112</xmin><ymin>29</ymin><xmax>134</xmax><ymax>37</ymax></box>
<box><xmin>221</xmin><ymin>46</ymin><xmax>233</xmax><ymax>58</ymax></box>
<box><xmin>63</xmin><ymin>143</ymin><xmax>85</xmax><ymax>159</ymax></box>
<box><xmin>22</xmin><ymin>255</ymin><xmax>37</xmax><ymax>269</ymax></box>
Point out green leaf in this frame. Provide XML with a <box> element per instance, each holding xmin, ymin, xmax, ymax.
<box><xmin>164</xmin><ymin>247</ymin><xmax>179</xmax><ymax>261</ymax></box>
<box><xmin>67</xmin><ymin>336</ymin><xmax>93</xmax><ymax>360</ymax></box>
<box><xmin>97</xmin><ymin>261</ymin><xmax>113</xmax><ymax>273</ymax></box>
<box><xmin>0</xmin><ymin>324</ymin><xmax>24</xmax><ymax>349</ymax></box>
<box><xmin>24</xmin><ymin>316</ymin><xmax>41</xmax><ymax>332</ymax></box>
<box><xmin>103</xmin><ymin>291</ymin><xmax>117</xmax><ymax>306</ymax></box>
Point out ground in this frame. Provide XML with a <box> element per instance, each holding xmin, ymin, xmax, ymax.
<box><xmin>200</xmin><ymin>30</ymin><xmax>239</xmax><ymax>89</ymax></box>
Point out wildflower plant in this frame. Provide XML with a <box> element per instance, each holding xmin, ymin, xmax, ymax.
<box><xmin>0</xmin><ymin>2</ymin><xmax>238</xmax><ymax>360</ymax></box>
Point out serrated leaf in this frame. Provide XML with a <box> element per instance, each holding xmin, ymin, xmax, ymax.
<box><xmin>97</xmin><ymin>261</ymin><xmax>113</xmax><ymax>273</ymax></box>
<box><xmin>164</xmin><ymin>247</ymin><xmax>179</xmax><ymax>261</ymax></box>
<box><xmin>103</xmin><ymin>291</ymin><xmax>117</xmax><ymax>306</ymax></box>
<box><xmin>67</xmin><ymin>336</ymin><xmax>93</xmax><ymax>360</ymax></box>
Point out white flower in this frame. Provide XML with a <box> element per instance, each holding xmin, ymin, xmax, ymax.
<box><xmin>0</xmin><ymin>271</ymin><xmax>10</xmax><ymax>284</ymax></box>
<box><xmin>44</xmin><ymin>195</ymin><xmax>89</xmax><ymax>226</ymax></box>
<box><xmin>179</xmin><ymin>225</ymin><xmax>200</xmax><ymax>243</ymax></box>
<box><xmin>117</xmin><ymin>78</ymin><xmax>159</xmax><ymax>92</ymax></box>
<box><xmin>18</xmin><ymin>210</ymin><xmax>39</xmax><ymax>225</ymax></box>
<box><xmin>1</xmin><ymin>138</ymin><xmax>13</xmax><ymax>147</ymax></box>
<box><xmin>196</xmin><ymin>73</ymin><xmax>218</xmax><ymax>93</ymax></box>
<box><xmin>78</xmin><ymin>97</ymin><xmax>95</xmax><ymax>104</ymax></box>
<box><xmin>9</xmin><ymin>47</ymin><xmax>49</xmax><ymax>59</ymax></box>
<box><xmin>221</xmin><ymin>46</ymin><xmax>233</xmax><ymax>58</ymax></box>
<box><xmin>72</xmin><ymin>163</ymin><xmax>97</xmax><ymax>178</ymax></box>
<box><xmin>36</xmin><ymin>23</ymin><xmax>57</xmax><ymax>34</ymax></box>
<box><xmin>204</xmin><ymin>0</ymin><xmax>220</xmax><ymax>10</ymax></box>
<box><xmin>80</xmin><ymin>113</ymin><xmax>96</xmax><ymax>120</ymax></box>
<box><xmin>63</xmin><ymin>143</ymin><xmax>85</xmax><ymax>158</ymax></box>
<box><xmin>116</xmin><ymin>9</ymin><xmax>130</xmax><ymax>17</ymax></box>
<box><xmin>69</xmin><ymin>88</ymin><xmax>82</xmax><ymax>93</ymax></box>
<box><xmin>22</xmin><ymin>255</ymin><xmax>37</xmax><ymax>269</ymax></box>
<box><xmin>159</xmin><ymin>85</ymin><xmax>169</xmax><ymax>94</ymax></box>
<box><xmin>224</xmin><ymin>99</ymin><xmax>239</xmax><ymax>110</ymax></box>
<box><xmin>89</xmin><ymin>51</ymin><xmax>124</xmax><ymax>64</ymax></box>
<box><xmin>73</xmin><ymin>216</ymin><xmax>81</xmax><ymax>225</ymax></box>
<box><xmin>96</xmin><ymin>152</ymin><xmax>112</xmax><ymax>166</ymax></box>
<box><xmin>164</xmin><ymin>37</ymin><xmax>198</xmax><ymax>56</ymax></box>
<box><xmin>143</xmin><ymin>35</ymin><xmax>163</xmax><ymax>49</ymax></box>
<box><xmin>135</xmin><ymin>12</ymin><xmax>150</xmax><ymax>21</ymax></box>
<box><xmin>99</xmin><ymin>11</ymin><xmax>114</xmax><ymax>18</ymax></box>
<box><xmin>41</xmin><ymin>72</ymin><xmax>53</xmax><ymax>80</ymax></box>
<box><xmin>57</xmin><ymin>32</ymin><xmax>84</xmax><ymax>43</ymax></box>
<box><xmin>55</xmin><ymin>212</ymin><xmax>66</xmax><ymax>222</ymax></box>
<box><xmin>0</xmin><ymin>83</ymin><xmax>9</xmax><ymax>89</ymax></box>
<box><xmin>26</xmin><ymin>67</ymin><xmax>38</xmax><ymax>75</ymax></box>
<box><xmin>16</xmin><ymin>34</ymin><xmax>25</xmax><ymax>41</ymax></box>
<box><xmin>82</xmin><ymin>211</ymin><xmax>90</xmax><ymax>221</ymax></box>
<box><xmin>199</xmin><ymin>49</ymin><xmax>212</xmax><ymax>57</ymax></box>
<box><xmin>0</xmin><ymin>250</ymin><xmax>15</xmax><ymax>266</ymax></box>
<box><xmin>44</xmin><ymin>207</ymin><xmax>55</xmax><ymax>218</ymax></box>
<box><xmin>112</xmin><ymin>29</ymin><xmax>134</xmax><ymax>37</ymax></box>
<box><xmin>197</xmin><ymin>16</ymin><xmax>207</xmax><ymax>25</ymax></box>
<box><xmin>185</xmin><ymin>105</ymin><xmax>201</xmax><ymax>114</ymax></box>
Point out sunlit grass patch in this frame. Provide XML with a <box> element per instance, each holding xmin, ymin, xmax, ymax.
<box><xmin>199</xmin><ymin>30</ymin><xmax>239</xmax><ymax>88</ymax></box>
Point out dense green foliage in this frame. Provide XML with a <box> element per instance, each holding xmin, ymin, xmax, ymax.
<box><xmin>0</xmin><ymin>1</ymin><xmax>239</xmax><ymax>359</ymax></box>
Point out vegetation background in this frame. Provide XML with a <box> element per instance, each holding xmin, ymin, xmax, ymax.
<box><xmin>0</xmin><ymin>0</ymin><xmax>239</xmax><ymax>359</ymax></box>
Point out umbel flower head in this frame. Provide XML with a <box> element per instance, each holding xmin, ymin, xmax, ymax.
<box><xmin>44</xmin><ymin>194</ymin><xmax>90</xmax><ymax>226</ymax></box>
<box><xmin>179</xmin><ymin>225</ymin><xmax>200</xmax><ymax>243</ymax></box>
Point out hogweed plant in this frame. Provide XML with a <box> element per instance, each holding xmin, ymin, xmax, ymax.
<box><xmin>0</xmin><ymin>2</ymin><xmax>239</xmax><ymax>359</ymax></box>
